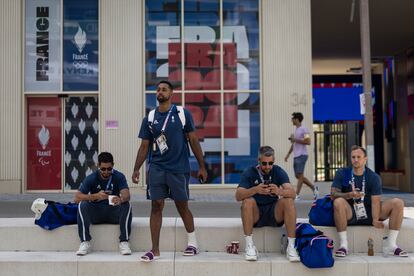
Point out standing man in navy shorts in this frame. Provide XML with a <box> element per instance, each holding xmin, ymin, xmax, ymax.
<box><xmin>236</xmin><ymin>146</ymin><xmax>300</xmax><ymax>262</ymax></box>
<box><xmin>132</xmin><ymin>80</ymin><xmax>207</xmax><ymax>262</ymax></box>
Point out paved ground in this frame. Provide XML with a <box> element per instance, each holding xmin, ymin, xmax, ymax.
<box><xmin>1</xmin><ymin>182</ymin><xmax>414</xmax><ymax>218</ymax></box>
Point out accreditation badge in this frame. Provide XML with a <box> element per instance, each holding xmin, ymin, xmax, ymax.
<box><xmin>156</xmin><ymin>133</ymin><xmax>168</xmax><ymax>155</ymax></box>
<box><xmin>353</xmin><ymin>201</ymin><xmax>368</xmax><ymax>220</ymax></box>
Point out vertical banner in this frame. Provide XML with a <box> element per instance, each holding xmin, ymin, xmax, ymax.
<box><xmin>64</xmin><ymin>96</ymin><xmax>99</xmax><ymax>190</ymax></box>
<box><xmin>25</xmin><ymin>0</ymin><xmax>61</xmax><ymax>91</ymax></box>
<box><xmin>63</xmin><ymin>0</ymin><xmax>99</xmax><ymax>91</ymax></box>
<box><xmin>27</xmin><ymin>97</ymin><xmax>62</xmax><ymax>190</ymax></box>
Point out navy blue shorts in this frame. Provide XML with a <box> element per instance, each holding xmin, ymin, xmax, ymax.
<box><xmin>254</xmin><ymin>202</ymin><xmax>284</xmax><ymax>228</ymax></box>
<box><xmin>293</xmin><ymin>155</ymin><xmax>308</xmax><ymax>175</ymax></box>
<box><xmin>147</xmin><ymin>166</ymin><xmax>190</xmax><ymax>201</ymax></box>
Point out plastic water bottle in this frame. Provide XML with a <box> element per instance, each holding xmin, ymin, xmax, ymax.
<box><xmin>368</xmin><ymin>237</ymin><xmax>374</xmax><ymax>256</ymax></box>
<box><xmin>280</xmin><ymin>234</ymin><xmax>287</xmax><ymax>254</ymax></box>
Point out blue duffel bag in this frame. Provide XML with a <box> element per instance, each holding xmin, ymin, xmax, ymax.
<box><xmin>295</xmin><ymin>223</ymin><xmax>335</xmax><ymax>269</ymax></box>
<box><xmin>31</xmin><ymin>198</ymin><xmax>78</xmax><ymax>230</ymax></box>
<box><xmin>308</xmin><ymin>195</ymin><xmax>335</xmax><ymax>226</ymax></box>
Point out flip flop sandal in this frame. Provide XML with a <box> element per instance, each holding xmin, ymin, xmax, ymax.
<box><xmin>335</xmin><ymin>247</ymin><xmax>348</xmax><ymax>257</ymax></box>
<box><xmin>140</xmin><ymin>250</ymin><xmax>160</xmax><ymax>262</ymax></box>
<box><xmin>183</xmin><ymin>245</ymin><xmax>199</xmax><ymax>256</ymax></box>
<box><xmin>391</xmin><ymin>247</ymin><xmax>408</xmax><ymax>257</ymax></box>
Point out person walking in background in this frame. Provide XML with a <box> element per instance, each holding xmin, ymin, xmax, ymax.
<box><xmin>284</xmin><ymin>112</ymin><xmax>318</xmax><ymax>200</ymax></box>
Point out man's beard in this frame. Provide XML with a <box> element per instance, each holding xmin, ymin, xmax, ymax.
<box><xmin>157</xmin><ymin>95</ymin><xmax>170</xmax><ymax>103</ymax></box>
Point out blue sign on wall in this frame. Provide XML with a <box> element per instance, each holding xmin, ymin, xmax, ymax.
<box><xmin>63</xmin><ymin>0</ymin><xmax>99</xmax><ymax>91</ymax></box>
<box><xmin>313</xmin><ymin>87</ymin><xmax>365</xmax><ymax>121</ymax></box>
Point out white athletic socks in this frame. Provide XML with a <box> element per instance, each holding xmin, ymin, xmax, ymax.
<box><xmin>287</xmin><ymin>237</ymin><xmax>296</xmax><ymax>249</ymax></box>
<box><xmin>187</xmin><ymin>231</ymin><xmax>198</xmax><ymax>248</ymax></box>
<box><xmin>338</xmin><ymin>231</ymin><xmax>348</xmax><ymax>250</ymax></box>
<box><xmin>245</xmin><ymin>235</ymin><xmax>253</xmax><ymax>246</ymax></box>
<box><xmin>384</xmin><ymin>229</ymin><xmax>399</xmax><ymax>249</ymax></box>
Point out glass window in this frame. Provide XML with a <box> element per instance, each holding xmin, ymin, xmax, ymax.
<box><xmin>27</xmin><ymin>97</ymin><xmax>62</xmax><ymax>190</ymax></box>
<box><xmin>24</xmin><ymin>0</ymin><xmax>100</xmax><ymax>191</ymax></box>
<box><xmin>63</xmin><ymin>0</ymin><xmax>99</xmax><ymax>91</ymax></box>
<box><xmin>145</xmin><ymin>0</ymin><xmax>181</xmax><ymax>91</ymax></box>
<box><xmin>25</xmin><ymin>0</ymin><xmax>61</xmax><ymax>91</ymax></box>
<box><xmin>145</xmin><ymin>0</ymin><xmax>261</xmax><ymax>185</ymax></box>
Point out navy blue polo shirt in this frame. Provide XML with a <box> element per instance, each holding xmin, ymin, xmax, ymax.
<box><xmin>138</xmin><ymin>105</ymin><xmax>195</xmax><ymax>173</ymax></box>
<box><xmin>332</xmin><ymin>167</ymin><xmax>382</xmax><ymax>207</ymax></box>
<box><xmin>238</xmin><ymin>165</ymin><xmax>290</xmax><ymax>206</ymax></box>
<box><xmin>79</xmin><ymin>170</ymin><xmax>129</xmax><ymax>204</ymax></box>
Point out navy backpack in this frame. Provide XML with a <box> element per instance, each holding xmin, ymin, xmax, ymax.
<box><xmin>295</xmin><ymin>223</ymin><xmax>335</xmax><ymax>269</ymax></box>
<box><xmin>308</xmin><ymin>195</ymin><xmax>335</xmax><ymax>226</ymax></box>
<box><xmin>35</xmin><ymin>201</ymin><xmax>78</xmax><ymax>230</ymax></box>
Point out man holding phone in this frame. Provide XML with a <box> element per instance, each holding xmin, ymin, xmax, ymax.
<box><xmin>74</xmin><ymin>152</ymin><xmax>132</xmax><ymax>256</ymax></box>
<box><xmin>235</xmin><ymin>146</ymin><xmax>300</xmax><ymax>262</ymax></box>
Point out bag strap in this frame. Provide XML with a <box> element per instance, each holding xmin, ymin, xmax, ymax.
<box><xmin>310</xmin><ymin>235</ymin><xmax>333</xmax><ymax>246</ymax></box>
<box><xmin>176</xmin><ymin>106</ymin><xmax>186</xmax><ymax>128</ymax></box>
<box><xmin>148</xmin><ymin>106</ymin><xmax>186</xmax><ymax>130</ymax></box>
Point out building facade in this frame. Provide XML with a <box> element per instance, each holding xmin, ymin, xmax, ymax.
<box><xmin>0</xmin><ymin>0</ymin><xmax>313</xmax><ymax>193</ymax></box>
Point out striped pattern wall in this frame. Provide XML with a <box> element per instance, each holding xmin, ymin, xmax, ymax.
<box><xmin>0</xmin><ymin>0</ymin><xmax>22</xmax><ymax>192</ymax></box>
<box><xmin>100</xmin><ymin>0</ymin><xmax>143</xmax><ymax>186</ymax></box>
<box><xmin>262</xmin><ymin>0</ymin><xmax>314</xmax><ymax>181</ymax></box>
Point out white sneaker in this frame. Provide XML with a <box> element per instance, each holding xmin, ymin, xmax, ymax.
<box><xmin>245</xmin><ymin>244</ymin><xmax>258</xmax><ymax>261</ymax></box>
<box><xmin>76</xmin><ymin>241</ymin><xmax>91</xmax><ymax>256</ymax></box>
<box><xmin>295</xmin><ymin>195</ymin><xmax>301</xmax><ymax>201</ymax></box>
<box><xmin>119</xmin><ymin>241</ymin><xmax>132</xmax><ymax>255</ymax></box>
<box><xmin>313</xmin><ymin>186</ymin><xmax>319</xmax><ymax>200</ymax></box>
<box><xmin>286</xmin><ymin>246</ymin><xmax>300</xmax><ymax>262</ymax></box>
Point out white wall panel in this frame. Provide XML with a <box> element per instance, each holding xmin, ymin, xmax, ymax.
<box><xmin>0</xmin><ymin>0</ymin><xmax>22</xmax><ymax>193</ymax></box>
<box><xmin>262</xmin><ymin>0</ymin><xmax>314</xmax><ymax>183</ymax></box>
<box><xmin>100</xmin><ymin>0</ymin><xmax>143</xmax><ymax>186</ymax></box>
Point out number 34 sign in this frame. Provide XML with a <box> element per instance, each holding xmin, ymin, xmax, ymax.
<box><xmin>291</xmin><ymin>93</ymin><xmax>308</xmax><ymax>107</ymax></box>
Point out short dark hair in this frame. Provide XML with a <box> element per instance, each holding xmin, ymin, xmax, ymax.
<box><xmin>292</xmin><ymin>112</ymin><xmax>304</xmax><ymax>122</ymax></box>
<box><xmin>351</xmin><ymin>145</ymin><xmax>367</xmax><ymax>156</ymax></box>
<box><xmin>258</xmin><ymin>146</ymin><xmax>275</xmax><ymax>158</ymax></box>
<box><xmin>98</xmin><ymin>152</ymin><xmax>114</xmax><ymax>164</ymax></box>
<box><xmin>157</xmin><ymin>80</ymin><xmax>173</xmax><ymax>90</ymax></box>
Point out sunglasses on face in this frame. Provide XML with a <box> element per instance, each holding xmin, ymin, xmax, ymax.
<box><xmin>99</xmin><ymin>167</ymin><xmax>113</xmax><ymax>172</ymax></box>
<box><xmin>260</xmin><ymin>162</ymin><xmax>274</xmax><ymax>166</ymax></box>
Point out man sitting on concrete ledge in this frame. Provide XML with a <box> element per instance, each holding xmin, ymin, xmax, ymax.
<box><xmin>331</xmin><ymin>145</ymin><xmax>407</xmax><ymax>258</ymax></box>
<box><xmin>236</xmin><ymin>146</ymin><xmax>300</xmax><ymax>262</ymax></box>
<box><xmin>74</xmin><ymin>152</ymin><xmax>132</xmax><ymax>256</ymax></box>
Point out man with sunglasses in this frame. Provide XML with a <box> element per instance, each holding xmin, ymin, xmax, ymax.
<box><xmin>331</xmin><ymin>145</ymin><xmax>407</xmax><ymax>258</ymax></box>
<box><xmin>236</xmin><ymin>146</ymin><xmax>300</xmax><ymax>262</ymax></box>
<box><xmin>74</xmin><ymin>152</ymin><xmax>132</xmax><ymax>256</ymax></box>
<box><xmin>132</xmin><ymin>80</ymin><xmax>207</xmax><ymax>262</ymax></box>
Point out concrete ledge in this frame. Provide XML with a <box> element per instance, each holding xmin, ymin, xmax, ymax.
<box><xmin>0</xmin><ymin>252</ymin><xmax>413</xmax><ymax>276</ymax></box>
<box><xmin>1</xmin><ymin>217</ymin><xmax>414</xmax><ymax>253</ymax></box>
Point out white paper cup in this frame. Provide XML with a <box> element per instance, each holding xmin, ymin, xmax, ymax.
<box><xmin>108</xmin><ymin>195</ymin><xmax>115</xmax><ymax>205</ymax></box>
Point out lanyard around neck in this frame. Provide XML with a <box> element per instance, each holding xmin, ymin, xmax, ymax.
<box><xmin>350</xmin><ymin>169</ymin><xmax>365</xmax><ymax>200</ymax></box>
<box><xmin>105</xmin><ymin>175</ymin><xmax>113</xmax><ymax>191</ymax></box>
<box><xmin>256</xmin><ymin>165</ymin><xmax>272</xmax><ymax>184</ymax></box>
<box><xmin>160</xmin><ymin>105</ymin><xmax>174</xmax><ymax>133</ymax></box>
